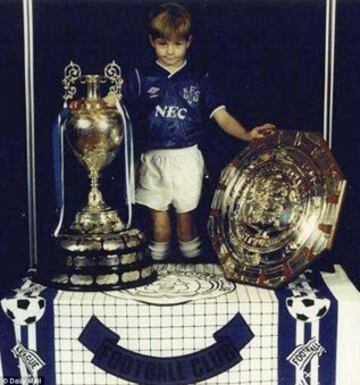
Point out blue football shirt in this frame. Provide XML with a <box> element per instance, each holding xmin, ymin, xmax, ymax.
<box><xmin>123</xmin><ymin>61</ymin><xmax>225</xmax><ymax>150</ymax></box>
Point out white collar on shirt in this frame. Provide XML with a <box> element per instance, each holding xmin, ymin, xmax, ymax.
<box><xmin>156</xmin><ymin>60</ymin><xmax>187</xmax><ymax>78</ymax></box>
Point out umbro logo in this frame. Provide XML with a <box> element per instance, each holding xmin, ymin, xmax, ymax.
<box><xmin>147</xmin><ymin>86</ymin><xmax>160</xmax><ymax>98</ymax></box>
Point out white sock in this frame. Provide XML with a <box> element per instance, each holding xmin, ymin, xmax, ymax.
<box><xmin>149</xmin><ymin>241</ymin><xmax>171</xmax><ymax>261</ymax></box>
<box><xmin>179</xmin><ymin>237</ymin><xmax>201</xmax><ymax>259</ymax></box>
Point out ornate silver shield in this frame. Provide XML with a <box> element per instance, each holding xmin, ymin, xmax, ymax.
<box><xmin>208</xmin><ymin>131</ymin><xmax>346</xmax><ymax>289</ymax></box>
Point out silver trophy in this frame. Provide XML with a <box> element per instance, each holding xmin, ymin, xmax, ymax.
<box><xmin>50</xmin><ymin>61</ymin><xmax>156</xmax><ymax>291</ymax></box>
<box><xmin>208</xmin><ymin>131</ymin><xmax>346</xmax><ymax>289</ymax></box>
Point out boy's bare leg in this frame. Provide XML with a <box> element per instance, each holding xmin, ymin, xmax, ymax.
<box><xmin>176</xmin><ymin>211</ymin><xmax>197</xmax><ymax>241</ymax></box>
<box><xmin>149</xmin><ymin>209</ymin><xmax>171</xmax><ymax>260</ymax></box>
<box><xmin>150</xmin><ymin>209</ymin><xmax>171</xmax><ymax>242</ymax></box>
<box><xmin>176</xmin><ymin>211</ymin><xmax>201</xmax><ymax>258</ymax></box>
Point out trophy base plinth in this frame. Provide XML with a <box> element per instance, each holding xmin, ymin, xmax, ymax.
<box><xmin>46</xmin><ymin>228</ymin><xmax>157</xmax><ymax>291</ymax></box>
<box><xmin>71</xmin><ymin>206</ymin><xmax>125</xmax><ymax>234</ymax></box>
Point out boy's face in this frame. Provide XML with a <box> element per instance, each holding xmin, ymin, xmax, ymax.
<box><xmin>150</xmin><ymin>36</ymin><xmax>192</xmax><ymax>70</ymax></box>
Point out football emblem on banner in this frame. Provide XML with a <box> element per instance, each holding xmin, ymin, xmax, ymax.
<box><xmin>1</xmin><ymin>296</ymin><xmax>46</xmax><ymax>326</ymax></box>
<box><xmin>286</xmin><ymin>296</ymin><xmax>330</xmax><ymax>323</ymax></box>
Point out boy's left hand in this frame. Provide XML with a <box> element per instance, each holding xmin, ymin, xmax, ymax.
<box><xmin>103</xmin><ymin>91</ymin><xmax>121</xmax><ymax>107</ymax></box>
<box><xmin>247</xmin><ymin>123</ymin><xmax>276</xmax><ymax>141</ymax></box>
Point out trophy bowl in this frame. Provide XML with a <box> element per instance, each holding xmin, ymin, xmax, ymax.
<box><xmin>208</xmin><ymin>130</ymin><xmax>346</xmax><ymax>289</ymax></box>
<box><xmin>66</xmin><ymin>76</ymin><xmax>123</xmax><ymax>175</ymax></box>
<box><xmin>48</xmin><ymin>62</ymin><xmax>157</xmax><ymax>291</ymax></box>
<box><xmin>65</xmin><ymin>74</ymin><xmax>125</xmax><ymax>234</ymax></box>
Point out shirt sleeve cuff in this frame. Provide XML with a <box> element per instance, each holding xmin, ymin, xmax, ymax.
<box><xmin>209</xmin><ymin>105</ymin><xmax>226</xmax><ymax>119</ymax></box>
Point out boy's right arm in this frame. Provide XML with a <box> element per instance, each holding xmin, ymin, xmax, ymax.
<box><xmin>103</xmin><ymin>91</ymin><xmax>120</xmax><ymax>107</ymax></box>
<box><xmin>69</xmin><ymin>68</ymin><xmax>139</xmax><ymax>110</ymax></box>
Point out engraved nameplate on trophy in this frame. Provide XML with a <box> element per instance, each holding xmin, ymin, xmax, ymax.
<box><xmin>208</xmin><ymin>131</ymin><xmax>346</xmax><ymax>289</ymax></box>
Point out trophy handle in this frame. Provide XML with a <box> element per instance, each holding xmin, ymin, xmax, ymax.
<box><xmin>104</xmin><ymin>61</ymin><xmax>123</xmax><ymax>98</ymax></box>
<box><xmin>62</xmin><ymin>61</ymin><xmax>82</xmax><ymax>103</ymax></box>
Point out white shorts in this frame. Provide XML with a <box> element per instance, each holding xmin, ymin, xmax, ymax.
<box><xmin>136</xmin><ymin>145</ymin><xmax>205</xmax><ymax>213</ymax></box>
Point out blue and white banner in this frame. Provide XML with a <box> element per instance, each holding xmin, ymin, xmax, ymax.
<box><xmin>0</xmin><ymin>279</ymin><xmax>57</xmax><ymax>384</ymax></box>
<box><xmin>277</xmin><ymin>270</ymin><xmax>338</xmax><ymax>385</ymax></box>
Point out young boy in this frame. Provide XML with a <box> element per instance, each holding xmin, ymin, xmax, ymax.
<box><xmin>110</xmin><ymin>2</ymin><xmax>276</xmax><ymax>261</ymax></box>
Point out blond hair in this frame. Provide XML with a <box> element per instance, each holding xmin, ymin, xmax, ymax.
<box><xmin>149</xmin><ymin>3</ymin><xmax>191</xmax><ymax>40</ymax></box>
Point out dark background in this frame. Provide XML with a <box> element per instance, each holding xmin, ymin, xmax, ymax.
<box><xmin>0</xmin><ymin>0</ymin><xmax>359</xmax><ymax>288</ymax></box>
